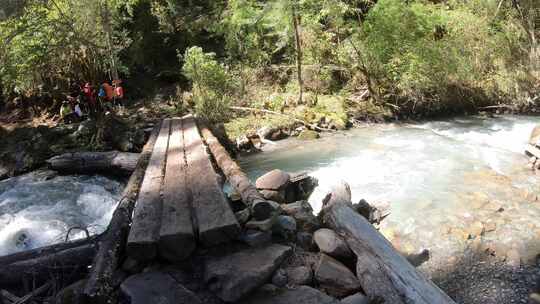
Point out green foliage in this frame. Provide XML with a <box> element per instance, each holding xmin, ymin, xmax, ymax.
<box><xmin>357</xmin><ymin>0</ymin><xmax>534</xmax><ymax>113</ymax></box>
<box><xmin>182</xmin><ymin>46</ymin><xmax>236</xmax><ymax>123</ymax></box>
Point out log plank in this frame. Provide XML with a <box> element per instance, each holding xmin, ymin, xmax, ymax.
<box><xmin>183</xmin><ymin>116</ymin><xmax>240</xmax><ymax>246</ymax></box>
<box><xmin>126</xmin><ymin>119</ymin><xmax>171</xmax><ymax>261</ymax></box>
<box><xmin>47</xmin><ymin>151</ymin><xmax>139</xmax><ymax>175</ymax></box>
<box><xmin>158</xmin><ymin>118</ymin><xmax>195</xmax><ymax>261</ymax></box>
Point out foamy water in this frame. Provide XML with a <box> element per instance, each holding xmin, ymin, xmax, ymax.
<box><xmin>0</xmin><ymin>171</ymin><xmax>122</xmax><ymax>255</ymax></box>
<box><xmin>239</xmin><ymin>115</ymin><xmax>540</xmax><ymax>264</ymax></box>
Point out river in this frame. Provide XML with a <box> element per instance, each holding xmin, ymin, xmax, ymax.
<box><xmin>2</xmin><ymin>115</ymin><xmax>540</xmax><ymax>270</ymax></box>
<box><xmin>239</xmin><ymin>115</ymin><xmax>540</xmax><ymax>269</ymax></box>
<box><xmin>0</xmin><ymin>171</ymin><xmax>122</xmax><ymax>256</ymax></box>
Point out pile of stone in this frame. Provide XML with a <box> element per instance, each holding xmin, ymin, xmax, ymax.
<box><xmin>49</xmin><ymin>170</ymin><xmax>370</xmax><ymax>304</ymax></box>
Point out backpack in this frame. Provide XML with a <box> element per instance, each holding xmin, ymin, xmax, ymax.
<box><xmin>98</xmin><ymin>86</ymin><xmax>106</xmax><ymax>97</ymax></box>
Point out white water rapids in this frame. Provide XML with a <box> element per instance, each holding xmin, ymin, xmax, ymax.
<box><xmin>0</xmin><ymin>172</ymin><xmax>122</xmax><ymax>256</ymax></box>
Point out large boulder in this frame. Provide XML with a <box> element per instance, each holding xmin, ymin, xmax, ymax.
<box><xmin>315</xmin><ymin>254</ymin><xmax>362</xmax><ymax>298</ymax></box>
<box><xmin>341</xmin><ymin>293</ymin><xmax>369</xmax><ymax>304</ymax></box>
<box><xmin>204</xmin><ymin>243</ymin><xmax>292</xmax><ymax>302</ymax></box>
<box><xmin>120</xmin><ymin>272</ymin><xmax>201</xmax><ymax>304</ymax></box>
<box><xmin>239</xmin><ymin>286</ymin><xmax>339</xmax><ymax>304</ymax></box>
<box><xmin>314</xmin><ymin>228</ymin><xmax>353</xmax><ymax>259</ymax></box>
<box><xmin>256</xmin><ymin>169</ymin><xmax>291</xmax><ymax>191</ymax></box>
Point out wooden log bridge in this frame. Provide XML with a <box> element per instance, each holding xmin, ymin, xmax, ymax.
<box><xmin>126</xmin><ymin>115</ymin><xmax>241</xmax><ymax>262</ymax></box>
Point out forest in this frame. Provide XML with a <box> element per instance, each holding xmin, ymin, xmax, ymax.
<box><xmin>0</xmin><ymin>0</ymin><xmax>539</xmax><ymax>130</ymax></box>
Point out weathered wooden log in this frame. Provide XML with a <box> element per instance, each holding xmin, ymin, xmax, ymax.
<box><xmin>184</xmin><ymin>116</ymin><xmax>240</xmax><ymax>246</ymax></box>
<box><xmin>0</xmin><ymin>235</ymin><xmax>98</xmax><ymax>266</ymax></box>
<box><xmin>159</xmin><ymin>118</ymin><xmax>195</xmax><ymax>262</ymax></box>
<box><xmin>322</xmin><ymin>183</ymin><xmax>456</xmax><ymax>304</ymax></box>
<box><xmin>0</xmin><ymin>242</ymin><xmax>97</xmax><ymax>285</ymax></box>
<box><xmin>47</xmin><ymin>151</ymin><xmax>139</xmax><ymax>175</ymax></box>
<box><xmin>83</xmin><ymin>123</ymin><xmax>162</xmax><ymax>302</ymax></box>
<box><xmin>126</xmin><ymin>120</ymin><xmax>171</xmax><ymax>261</ymax></box>
<box><xmin>200</xmin><ymin>125</ymin><xmax>276</xmax><ymax>220</ymax></box>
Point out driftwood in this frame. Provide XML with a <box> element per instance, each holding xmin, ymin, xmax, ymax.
<box><xmin>322</xmin><ymin>183</ymin><xmax>456</xmax><ymax>304</ymax></box>
<box><xmin>230</xmin><ymin>106</ymin><xmax>334</xmax><ymax>132</ymax></box>
<box><xmin>83</xmin><ymin>123</ymin><xmax>162</xmax><ymax>302</ymax></box>
<box><xmin>47</xmin><ymin>151</ymin><xmax>139</xmax><ymax>175</ymax></box>
<box><xmin>0</xmin><ymin>242</ymin><xmax>97</xmax><ymax>286</ymax></box>
<box><xmin>200</xmin><ymin>125</ymin><xmax>275</xmax><ymax>220</ymax></box>
<box><xmin>126</xmin><ymin>119</ymin><xmax>170</xmax><ymax>261</ymax></box>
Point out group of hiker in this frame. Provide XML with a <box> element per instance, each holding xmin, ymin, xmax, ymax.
<box><xmin>60</xmin><ymin>80</ymin><xmax>125</xmax><ymax>124</ymax></box>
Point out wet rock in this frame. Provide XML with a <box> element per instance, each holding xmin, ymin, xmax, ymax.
<box><xmin>120</xmin><ymin>272</ymin><xmax>201</xmax><ymax>304</ymax></box>
<box><xmin>298</xmin><ymin>130</ymin><xmax>320</xmax><ymax>140</ymax></box>
<box><xmin>256</xmin><ymin>169</ymin><xmax>291</xmax><ymax>191</ymax></box>
<box><xmin>286</xmin><ymin>266</ymin><xmax>313</xmax><ymax>286</ymax></box>
<box><xmin>281</xmin><ymin>201</ymin><xmax>320</xmax><ymax>232</ymax></box>
<box><xmin>257</xmin><ymin>126</ymin><xmax>276</xmax><ymax>140</ymax></box>
<box><xmin>240</xmin><ymin>230</ymin><xmax>272</xmax><ymax>247</ymax></box>
<box><xmin>55</xmin><ymin>279</ymin><xmax>86</xmax><ymax>304</ymax></box>
<box><xmin>341</xmin><ymin>292</ymin><xmax>369</xmax><ymax>304</ymax></box>
<box><xmin>204</xmin><ymin>243</ymin><xmax>292</xmax><ymax>302</ymax></box>
<box><xmin>252</xmin><ymin>199</ymin><xmax>280</xmax><ymax>220</ymax></box>
<box><xmin>314</xmin><ymin>228</ymin><xmax>353</xmax><ymax>259</ymax></box>
<box><xmin>296</xmin><ymin>232</ymin><xmax>316</xmax><ymax>251</ymax></box>
<box><xmin>237</xmin><ymin>135</ymin><xmax>255</xmax><ymax>151</ymax></box>
<box><xmin>239</xmin><ymin>285</ymin><xmax>339</xmax><ymax>304</ymax></box>
<box><xmin>272</xmin><ymin>269</ymin><xmax>288</xmax><ymax>287</ymax></box>
<box><xmin>315</xmin><ymin>254</ymin><xmax>361</xmax><ymax>298</ymax></box>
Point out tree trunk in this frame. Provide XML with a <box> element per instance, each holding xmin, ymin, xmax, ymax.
<box><xmin>292</xmin><ymin>4</ymin><xmax>303</xmax><ymax>105</ymax></box>
<box><xmin>83</xmin><ymin>123</ymin><xmax>161</xmax><ymax>303</ymax></box>
<box><xmin>0</xmin><ymin>242</ymin><xmax>97</xmax><ymax>286</ymax></box>
<box><xmin>200</xmin><ymin>125</ymin><xmax>276</xmax><ymax>220</ymax></box>
<box><xmin>47</xmin><ymin>151</ymin><xmax>139</xmax><ymax>175</ymax></box>
<box><xmin>322</xmin><ymin>183</ymin><xmax>456</xmax><ymax>304</ymax></box>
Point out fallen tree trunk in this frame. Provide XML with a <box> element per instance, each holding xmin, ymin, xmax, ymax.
<box><xmin>83</xmin><ymin>123</ymin><xmax>162</xmax><ymax>302</ymax></box>
<box><xmin>200</xmin><ymin>125</ymin><xmax>276</xmax><ymax>220</ymax></box>
<box><xmin>0</xmin><ymin>235</ymin><xmax>98</xmax><ymax>266</ymax></box>
<box><xmin>0</xmin><ymin>242</ymin><xmax>97</xmax><ymax>286</ymax></box>
<box><xmin>47</xmin><ymin>151</ymin><xmax>139</xmax><ymax>175</ymax></box>
<box><xmin>322</xmin><ymin>183</ymin><xmax>456</xmax><ymax>304</ymax></box>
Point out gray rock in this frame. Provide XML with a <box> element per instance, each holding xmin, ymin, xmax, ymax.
<box><xmin>314</xmin><ymin>228</ymin><xmax>353</xmax><ymax>259</ymax></box>
<box><xmin>240</xmin><ymin>230</ymin><xmax>272</xmax><ymax>247</ymax></box>
<box><xmin>204</xmin><ymin>243</ymin><xmax>292</xmax><ymax>302</ymax></box>
<box><xmin>272</xmin><ymin>269</ymin><xmax>288</xmax><ymax>287</ymax></box>
<box><xmin>120</xmin><ymin>272</ymin><xmax>201</xmax><ymax>304</ymax></box>
<box><xmin>341</xmin><ymin>292</ymin><xmax>369</xmax><ymax>304</ymax></box>
<box><xmin>256</xmin><ymin>169</ymin><xmax>291</xmax><ymax>190</ymax></box>
<box><xmin>281</xmin><ymin>201</ymin><xmax>320</xmax><ymax>232</ymax></box>
<box><xmin>315</xmin><ymin>254</ymin><xmax>361</xmax><ymax>298</ymax></box>
<box><xmin>239</xmin><ymin>285</ymin><xmax>339</xmax><ymax>304</ymax></box>
<box><xmin>273</xmin><ymin>215</ymin><xmax>297</xmax><ymax>237</ymax></box>
<box><xmin>287</xmin><ymin>173</ymin><xmax>319</xmax><ymax>202</ymax></box>
<box><xmin>287</xmin><ymin>266</ymin><xmax>313</xmax><ymax>286</ymax></box>
<box><xmin>122</xmin><ymin>257</ymin><xmax>144</xmax><ymax>274</ymax></box>
<box><xmin>296</xmin><ymin>232</ymin><xmax>315</xmax><ymax>251</ymax></box>
<box><xmin>246</xmin><ymin>214</ymin><xmax>278</xmax><ymax>231</ymax></box>
<box><xmin>298</xmin><ymin>130</ymin><xmax>320</xmax><ymax>140</ymax></box>
<box><xmin>260</xmin><ymin>189</ymin><xmax>286</xmax><ymax>204</ymax></box>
